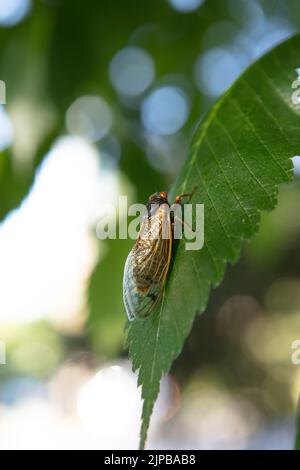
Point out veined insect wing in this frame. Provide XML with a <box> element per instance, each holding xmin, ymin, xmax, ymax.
<box><xmin>123</xmin><ymin>249</ymin><xmax>163</xmax><ymax>321</ymax></box>
<box><xmin>123</xmin><ymin>192</ymin><xmax>172</xmax><ymax>321</ymax></box>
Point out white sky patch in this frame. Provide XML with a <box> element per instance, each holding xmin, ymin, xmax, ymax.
<box><xmin>0</xmin><ymin>136</ymin><xmax>120</xmax><ymax>327</ymax></box>
<box><xmin>77</xmin><ymin>361</ymin><xmax>172</xmax><ymax>449</ymax></box>
<box><xmin>292</xmin><ymin>156</ymin><xmax>300</xmax><ymax>176</ymax></box>
<box><xmin>0</xmin><ymin>360</ymin><xmax>172</xmax><ymax>449</ymax></box>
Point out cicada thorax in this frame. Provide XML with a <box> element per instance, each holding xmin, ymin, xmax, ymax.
<box><xmin>123</xmin><ymin>195</ymin><xmax>173</xmax><ymax>321</ymax></box>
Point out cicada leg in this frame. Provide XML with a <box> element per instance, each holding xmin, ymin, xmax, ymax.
<box><xmin>173</xmin><ymin>185</ymin><xmax>197</xmax><ymax>205</ymax></box>
<box><xmin>171</xmin><ymin>186</ymin><xmax>198</xmax><ymax>236</ymax></box>
<box><xmin>173</xmin><ymin>215</ymin><xmax>195</xmax><ymax>235</ymax></box>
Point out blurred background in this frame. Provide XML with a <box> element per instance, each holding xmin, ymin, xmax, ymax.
<box><xmin>0</xmin><ymin>0</ymin><xmax>300</xmax><ymax>450</ymax></box>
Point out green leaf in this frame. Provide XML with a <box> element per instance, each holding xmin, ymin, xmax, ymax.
<box><xmin>126</xmin><ymin>35</ymin><xmax>300</xmax><ymax>449</ymax></box>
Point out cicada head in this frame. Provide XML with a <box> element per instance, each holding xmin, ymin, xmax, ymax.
<box><xmin>148</xmin><ymin>191</ymin><xmax>169</xmax><ymax>205</ymax></box>
<box><xmin>145</xmin><ymin>191</ymin><xmax>170</xmax><ymax>220</ymax></box>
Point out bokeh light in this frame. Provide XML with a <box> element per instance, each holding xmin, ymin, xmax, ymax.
<box><xmin>77</xmin><ymin>363</ymin><xmax>142</xmax><ymax>448</ymax></box>
<box><xmin>200</xmin><ymin>21</ymin><xmax>239</xmax><ymax>50</ymax></box>
<box><xmin>0</xmin><ymin>0</ymin><xmax>31</xmax><ymax>27</ymax></box>
<box><xmin>66</xmin><ymin>96</ymin><xmax>113</xmax><ymax>143</ymax></box>
<box><xmin>228</xmin><ymin>0</ymin><xmax>265</xmax><ymax>33</ymax></box>
<box><xmin>0</xmin><ymin>106</ymin><xmax>14</xmax><ymax>151</ymax></box>
<box><xmin>109</xmin><ymin>46</ymin><xmax>155</xmax><ymax>98</ymax></box>
<box><xmin>251</xmin><ymin>18</ymin><xmax>295</xmax><ymax>59</ymax></box>
<box><xmin>145</xmin><ymin>133</ymin><xmax>187</xmax><ymax>174</ymax></box>
<box><xmin>98</xmin><ymin>134</ymin><xmax>121</xmax><ymax>169</ymax></box>
<box><xmin>168</xmin><ymin>0</ymin><xmax>204</xmax><ymax>13</ymax></box>
<box><xmin>292</xmin><ymin>156</ymin><xmax>300</xmax><ymax>176</ymax></box>
<box><xmin>141</xmin><ymin>85</ymin><xmax>190</xmax><ymax>135</ymax></box>
<box><xmin>217</xmin><ymin>295</ymin><xmax>263</xmax><ymax>341</ymax></box>
<box><xmin>193</xmin><ymin>47</ymin><xmax>248</xmax><ymax>97</ymax></box>
<box><xmin>179</xmin><ymin>381</ymin><xmax>263</xmax><ymax>449</ymax></box>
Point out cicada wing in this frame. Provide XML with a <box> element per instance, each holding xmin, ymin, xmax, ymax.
<box><xmin>123</xmin><ymin>250</ymin><xmax>159</xmax><ymax>321</ymax></box>
<box><xmin>123</xmin><ymin>251</ymin><xmax>139</xmax><ymax>321</ymax></box>
<box><xmin>123</xmin><ymin>203</ymin><xmax>173</xmax><ymax>321</ymax></box>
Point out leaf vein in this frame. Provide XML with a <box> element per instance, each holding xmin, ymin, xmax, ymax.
<box><xmin>215</xmin><ymin>115</ymin><xmax>274</xmax><ymax>205</ymax></box>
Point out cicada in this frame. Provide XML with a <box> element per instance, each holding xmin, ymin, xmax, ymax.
<box><xmin>123</xmin><ymin>190</ymin><xmax>194</xmax><ymax>321</ymax></box>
